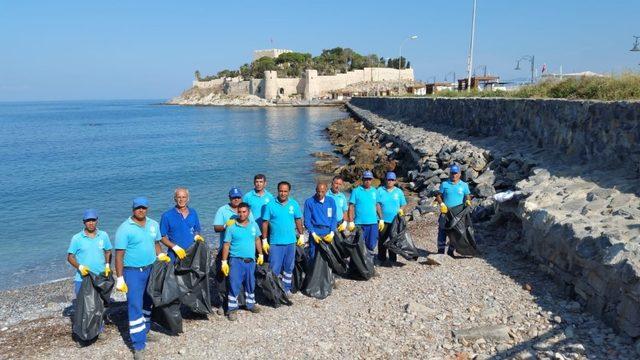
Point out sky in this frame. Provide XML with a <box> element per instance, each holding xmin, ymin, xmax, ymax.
<box><xmin>1</xmin><ymin>0</ymin><xmax>639</xmax><ymax>101</ymax></box>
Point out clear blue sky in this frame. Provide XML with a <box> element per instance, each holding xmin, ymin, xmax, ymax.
<box><xmin>1</xmin><ymin>0</ymin><xmax>638</xmax><ymax>101</ymax></box>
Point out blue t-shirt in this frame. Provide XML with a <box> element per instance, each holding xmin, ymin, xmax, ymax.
<box><xmin>160</xmin><ymin>207</ymin><xmax>201</xmax><ymax>257</ymax></box>
<box><xmin>213</xmin><ymin>204</ymin><xmax>256</xmax><ymax>250</ymax></box>
<box><xmin>439</xmin><ymin>179</ymin><xmax>470</xmax><ymax>208</ymax></box>
<box><xmin>263</xmin><ymin>197</ymin><xmax>302</xmax><ymax>245</ymax></box>
<box><xmin>326</xmin><ymin>190</ymin><xmax>348</xmax><ymax>222</ymax></box>
<box><xmin>224</xmin><ymin>221</ymin><xmax>261</xmax><ymax>259</ymax></box>
<box><xmin>242</xmin><ymin>190</ymin><xmax>274</xmax><ymax>223</ymax></box>
<box><xmin>68</xmin><ymin>230</ymin><xmax>112</xmax><ymax>282</ymax></box>
<box><xmin>303</xmin><ymin>196</ymin><xmax>337</xmax><ymax>235</ymax></box>
<box><xmin>349</xmin><ymin>186</ymin><xmax>379</xmax><ymax>225</ymax></box>
<box><xmin>115</xmin><ymin>217</ymin><xmax>161</xmax><ymax>267</ymax></box>
<box><xmin>377</xmin><ymin>186</ymin><xmax>408</xmax><ymax>223</ymax></box>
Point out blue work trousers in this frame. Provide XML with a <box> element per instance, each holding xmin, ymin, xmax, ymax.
<box><xmin>269</xmin><ymin>243</ymin><xmax>295</xmax><ymax>292</ymax></box>
<box><xmin>437</xmin><ymin>214</ymin><xmax>454</xmax><ymax>252</ymax></box>
<box><xmin>360</xmin><ymin>224</ymin><xmax>379</xmax><ymax>252</ymax></box>
<box><xmin>228</xmin><ymin>258</ymin><xmax>256</xmax><ymax>312</ymax></box>
<box><xmin>124</xmin><ymin>266</ymin><xmax>153</xmax><ymax>351</ymax></box>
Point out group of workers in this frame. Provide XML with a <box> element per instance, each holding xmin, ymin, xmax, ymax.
<box><xmin>67</xmin><ymin>164</ymin><xmax>471</xmax><ymax>358</ymax></box>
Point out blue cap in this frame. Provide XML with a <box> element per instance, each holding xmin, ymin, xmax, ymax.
<box><xmin>228</xmin><ymin>187</ymin><xmax>243</xmax><ymax>198</ymax></box>
<box><xmin>385</xmin><ymin>171</ymin><xmax>397</xmax><ymax>180</ymax></box>
<box><xmin>450</xmin><ymin>164</ymin><xmax>461</xmax><ymax>174</ymax></box>
<box><xmin>83</xmin><ymin>209</ymin><xmax>98</xmax><ymax>221</ymax></box>
<box><xmin>362</xmin><ymin>170</ymin><xmax>374</xmax><ymax>179</ymax></box>
<box><xmin>132</xmin><ymin>197</ymin><xmax>149</xmax><ymax>209</ymax></box>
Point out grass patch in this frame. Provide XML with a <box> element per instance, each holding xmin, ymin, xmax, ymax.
<box><xmin>430</xmin><ymin>73</ymin><xmax>640</xmax><ymax>101</ymax></box>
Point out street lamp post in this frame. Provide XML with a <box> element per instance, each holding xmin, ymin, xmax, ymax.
<box><xmin>515</xmin><ymin>55</ymin><xmax>535</xmax><ymax>84</ymax></box>
<box><xmin>444</xmin><ymin>71</ymin><xmax>456</xmax><ymax>84</ymax></box>
<box><xmin>466</xmin><ymin>0</ymin><xmax>478</xmax><ymax>92</ymax></box>
<box><xmin>399</xmin><ymin>35</ymin><xmax>418</xmax><ymax>88</ymax></box>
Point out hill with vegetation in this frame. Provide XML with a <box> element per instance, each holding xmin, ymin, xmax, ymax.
<box><xmin>195</xmin><ymin>47</ymin><xmax>410</xmax><ymax>81</ymax></box>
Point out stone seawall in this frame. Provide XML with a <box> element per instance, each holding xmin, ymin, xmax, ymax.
<box><xmin>350</xmin><ymin>97</ymin><xmax>640</xmax><ymax>177</ymax></box>
<box><xmin>345</xmin><ymin>99</ymin><xmax>640</xmax><ymax>340</ymax></box>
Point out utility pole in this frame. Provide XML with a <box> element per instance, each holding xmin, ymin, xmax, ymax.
<box><xmin>466</xmin><ymin>0</ymin><xmax>477</xmax><ymax>92</ymax></box>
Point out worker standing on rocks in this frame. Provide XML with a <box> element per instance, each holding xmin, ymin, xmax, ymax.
<box><xmin>242</xmin><ymin>174</ymin><xmax>274</xmax><ymax>227</ymax></box>
<box><xmin>304</xmin><ymin>182</ymin><xmax>338</xmax><ymax>262</ymax></box>
<box><xmin>160</xmin><ymin>187</ymin><xmax>204</xmax><ymax>263</ymax></box>
<box><xmin>220</xmin><ymin>202</ymin><xmax>264</xmax><ymax>321</ymax></box>
<box><xmin>326</xmin><ymin>175</ymin><xmax>349</xmax><ymax>232</ymax></box>
<box><xmin>262</xmin><ymin>181</ymin><xmax>305</xmax><ymax>294</ymax></box>
<box><xmin>213</xmin><ymin>187</ymin><xmax>255</xmax><ymax>311</ymax></box>
<box><xmin>347</xmin><ymin>170</ymin><xmax>383</xmax><ymax>257</ymax></box>
<box><xmin>376</xmin><ymin>172</ymin><xmax>407</xmax><ymax>266</ymax></box>
<box><xmin>435</xmin><ymin>164</ymin><xmax>471</xmax><ymax>257</ymax></box>
<box><xmin>114</xmin><ymin>197</ymin><xmax>169</xmax><ymax>359</ymax></box>
<box><xmin>67</xmin><ymin>209</ymin><xmax>112</xmax><ymax>295</ymax></box>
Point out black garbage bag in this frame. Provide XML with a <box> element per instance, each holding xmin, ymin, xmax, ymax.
<box><xmin>255</xmin><ymin>264</ymin><xmax>293</xmax><ymax>307</ymax></box>
<box><xmin>343</xmin><ymin>228</ymin><xmax>375</xmax><ymax>280</ymax></box>
<box><xmin>319</xmin><ymin>238</ymin><xmax>349</xmax><ymax>276</ymax></box>
<box><xmin>175</xmin><ymin>241</ymin><xmax>212</xmax><ymax>315</ymax></box>
<box><xmin>73</xmin><ymin>273</ymin><xmax>114</xmax><ymax>341</ymax></box>
<box><xmin>302</xmin><ymin>247</ymin><xmax>334</xmax><ymax>299</ymax></box>
<box><xmin>333</xmin><ymin>231</ymin><xmax>351</xmax><ymax>260</ymax></box>
<box><xmin>445</xmin><ymin>204</ymin><xmax>480</xmax><ymax>256</ymax></box>
<box><xmin>385</xmin><ymin>215</ymin><xmax>420</xmax><ymax>260</ymax></box>
<box><xmin>147</xmin><ymin>261</ymin><xmax>183</xmax><ymax>334</ymax></box>
<box><xmin>291</xmin><ymin>246</ymin><xmax>308</xmax><ymax>293</ymax></box>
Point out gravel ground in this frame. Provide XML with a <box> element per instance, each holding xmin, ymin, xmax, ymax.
<box><xmin>0</xmin><ymin>214</ymin><xmax>636</xmax><ymax>359</ymax></box>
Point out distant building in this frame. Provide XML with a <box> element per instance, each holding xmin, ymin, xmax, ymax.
<box><xmin>541</xmin><ymin>71</ymin><xmax>606</xmax><ymax>79</ymax></box>
<box><xmin>253</xmin><ymin>49</ymin><xmax>293</xmax><ymax>61</ymax></box>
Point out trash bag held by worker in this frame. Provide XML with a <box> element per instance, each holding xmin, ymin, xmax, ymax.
<box><xmin>174</xmin><ymin>241</ymin><xmax>212</xmax><ymax>315</ymax></box>
<box><xmin>385</xmin><ymin>215</ymin><xmax>420</xmax><ymax>260</ymax></box>
<box><xmin>301</xmin><ymin>246</ymin><xmax>334</xmax><ymax>299</ymax></box>
<box><xmin>73</xmin><ymin>273</ymin><xmax>114</xmax><ymax>341</ymax></box>
<box><xmin>147</xmin><ymin>261</ymin><xmax>183</xmax><ymax>334</ymax></box>
<box><xmin>255</xmin><ymin>264</ymin><xmax>293</xmax><ymax>307</ymax></box>
<box><xmin>319</xmin><ymin>238</ymin><xmax>349</xmax><ymax>276</ymax></box>
<box><xmin>333</xmin><ymin>230</ymin><xmax>351</xmax><ymax>260</ymax></box>
<box><xmin>445</xmin><ymin>204</ymin><xmax>480</xmax><ymax>256</ymax></box>
<box><xmin>291</xmin><ymin>245</ymin><xmax>308</xmax><ymax>294</ymax></box>
<box><xmin>343</xmin><ymin>228</ymin><xmax>375</xmax><ymax>280</ymax></box>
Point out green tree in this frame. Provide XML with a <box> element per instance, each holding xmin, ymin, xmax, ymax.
<box><xmin>250</xmin><ymin>57</ymin><xmax>278</xmax><ymax>78</ymax></box>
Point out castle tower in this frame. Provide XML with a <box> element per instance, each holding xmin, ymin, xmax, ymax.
<box><xmin>304</xmin><ymin>69</ymin><xmax>319</xmax><ymax>100</ymax></box>
<box><xmin>263</xmin><ymin>70</ymin><xmax>278</xmax><ymax>100</ymax></box>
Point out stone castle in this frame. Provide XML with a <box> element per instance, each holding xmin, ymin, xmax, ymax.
<box><xmin>192</xmin><ymin>49</ymin><xmax>414</xmax><ymax>100</ymax></box>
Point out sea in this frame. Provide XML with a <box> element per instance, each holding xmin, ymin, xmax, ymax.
<box><xmin>0</xmin><ymin>100</ymin><xmax>345</xmax><ymax>290</ymax></box>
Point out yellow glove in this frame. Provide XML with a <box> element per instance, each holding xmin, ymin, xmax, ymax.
<box><xmin>172</xmin><ymin>245</ymin><xmax>186</xmax><ymax>260</ymax></box>
<box><xmin>440</xmin><ymin>203</ymin><xmax>448</xmax><ymax>214</ymax></box>
<box><xmin>262</xmin><ymin>239</ymin><xmax>270</xmax><ymax>254</ymax></box>
<box><xmin>311</xmin><ymin>232</ymin><xmax>322</xmax><ymax>244</ymax></box>
<box><xmin>221</xmin><ymin>260</ymin><xmax>229</xmax><ymax>277</ymax></box>
<box><xmin>465</xmin><ymin>199</ymin><xmax>472</xmax><ymax>207</ymax></box>
<box><xmin>194</xmin><ymin>234</ymin><xmax>205</xmax><ymax>242</ymax></box>
<box><xmin>116</xmin><ymin>276</ymin><xmax>128</xmax><ymax>293</ymax></box>
<box><xmin>225</xmin><ymin>218</ymin><xmax>236</xmax><ymax>227</ymax></box>
<box><xmin>347</xmin><ymin>222</ymin><xmax>356</xmax><ymax>231</ymax></box>
<box><xmin>323</xmin><ymin>231</ymin><xmax>334</xmax><ymax>243</ymax></box>
<box><xmin>257</xmin><ymin>254</ymin><xmax>264</xmax><ymax>266</ymax></box>
<box><xmin>104</xmin><ymin>263</ymin><xmax>111</xmax><ymax>277</ymax></box>
<box><xmin>78</xmin><ymin>264</ymin><xmax>89</xmax><ymax>276</ymax></box>
<box><xmin>337</xmin><ymin>222</ymin><xmax>346</xmax><ymax>232</ymax></box>
<box><xmin>157</xmin><ymin>253</ymin><xmax>171</xmax><ymax>262</ymax></box>
<box><xmin>378</xmin><ymin>220</ymin><xmax>385</xmax><ymax>231</ymax></box>
<box><xmin>398</xmin><ymin>209</ymin><xmax>404</xmax><ymax>216</ymax></box>
<box><xmin>296</xmin><ymin>234</ymin><xmax>305</xmax><ymax>247</ymax></box>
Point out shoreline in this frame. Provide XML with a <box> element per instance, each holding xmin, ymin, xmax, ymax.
<box><xmin>1</xmin><ymin>107</ymin><xmax>639</xmax><ymax>358</ymax></box>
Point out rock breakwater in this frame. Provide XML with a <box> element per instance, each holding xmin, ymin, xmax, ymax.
<box><xmin>345</xmin><ymin>100</ymin><xmax>640</xmax><ymax>340</ymax></box>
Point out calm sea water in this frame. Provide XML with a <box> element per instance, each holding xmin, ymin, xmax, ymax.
<box><xmin>0</xmin><ymin>100</ymin><xmax>344</xmax><ymax>290</ymax></box>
